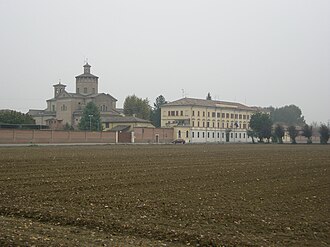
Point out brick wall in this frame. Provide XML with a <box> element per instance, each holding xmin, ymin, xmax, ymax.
<box><xmin>0</xmin><ymin>128</ymin><xmax>174</xmax><ymax>144</ymax></box>
<box><xmin>0</xmin><ymin>129</ymin><xmax>116</xmax><ymax>144</ymax></box>
<box><xmin>133</xmin><ymin>127</ymin><xmax>174</xmax><ymax>143</ymax></box>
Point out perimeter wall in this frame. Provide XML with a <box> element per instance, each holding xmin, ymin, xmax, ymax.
<box><xmin>0</xmin><ymin>129</ymin><xmax>116</xmax><ymax>144</ymax></box>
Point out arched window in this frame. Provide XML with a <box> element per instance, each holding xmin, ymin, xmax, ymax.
<box><xmin>178</xmin><ymin>130</ymin><xmax>181</xmax><ymax>138</ymax></box>
<box><xmin>186</xmin><ymin>131</ymin><xmax>189</xmax><ymax>138</ymax></box>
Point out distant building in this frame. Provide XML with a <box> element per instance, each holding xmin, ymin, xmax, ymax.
<box><xmin>102</xmin><ymin>116</ymin><xmax>154</xmax><ymax>132</ymax></box>
<box><xmin>160</xmin><ymin>97</ymin><xmax>260</xmax><ymax>143</ymax></box>
<box><xmin>29</xmin><ymin>63</ymin><xmax>121</xmax><ymax>129</ymax></box>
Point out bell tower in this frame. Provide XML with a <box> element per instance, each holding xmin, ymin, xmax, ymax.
<box><xmin>75</xmin><ymin>63</ymin><xmax>99</xmax><ymax>95</ymax></box>
<box><xmin>84</xmin><ymin>63</ymin><xmax>91</xmax><ymax>74</ymax></box>
<box><xmin>53</xmin><ymin>81</ymin><xmax>66</xmax><ymax>98</ymax></box>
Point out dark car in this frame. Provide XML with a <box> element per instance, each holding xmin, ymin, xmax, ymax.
<box><xmin>172</xmin><ymin>138</ymin><xmax>186</xmax><ymax>144</ymax></box>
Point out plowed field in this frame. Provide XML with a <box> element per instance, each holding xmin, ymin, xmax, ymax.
<box><xmin>0</xmin><ymin>144</ymin><xmax>329</xmax><ymax>246</ymax></box>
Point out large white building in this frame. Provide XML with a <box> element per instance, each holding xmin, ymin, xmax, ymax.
<box><xmin>161</xmin><ymin>97</ymin><xmax>260</xmax><ymax>143</ymax></box>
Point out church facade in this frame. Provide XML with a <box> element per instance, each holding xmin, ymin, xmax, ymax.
<box><xmin>29</xmin><ymin>63</ymin><xmax>121</xmax><ymax>129</ymax></box>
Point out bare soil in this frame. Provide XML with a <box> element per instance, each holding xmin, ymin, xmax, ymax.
<box><xmin>0</xmin><ymin>144</ymin><xmax>329</xmax><ymax>246</ymax></box>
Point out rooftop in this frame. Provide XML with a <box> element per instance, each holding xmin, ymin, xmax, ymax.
<box><xmin>162</xmin><ymin>98</ymin><xmax>259</xmax><ymax>111</ymax></box>
<box><xmin>102</xmin><ymin>116</ymin><xmax>151</xmax><ymax>123</ymax></box>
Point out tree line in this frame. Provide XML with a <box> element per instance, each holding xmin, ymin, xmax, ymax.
<box><xmin>0</xmin><ymin>110</ymin><xmax>35</xmax><ymax>124</ymax></box>
<box><xmin>248</xmin><ymin>112</ymin><xmax>329</xmax><ymax>144</ymax></box>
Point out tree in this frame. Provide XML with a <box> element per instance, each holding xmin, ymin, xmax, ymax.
<box><xmin>247</xmin><ymin>129</ymin><xmax>257</xmax><ymax>144</ymax></box>
<box><xmin>287</xmin><ymin>125</ymin><xmax>299</xmax><ymax>144</ymax></box>
<box><xmin>265</xmin><ymin>105</ymin><xmax>305</xmax><ymax>126</ymax></box>
<box><xmin>206</xmin><ymin>93</ymin><xmax>212</xmax><ymax>100</ymax></box>
<box><xmin>123</xmin><ymin>95</ymin><xmax>151</xmax><ymax>120</ymax></box>
<box><xmin>0</xmin><ymin>110</ymin><xmax>35</xmax><ymax>124</ymax></box>
<box><xmin>302</xmin><ymin>124</ymin><xmax>313</xmax><ymax>144</ymax></box>
<box><xmin>274</xmin><ymin>124</ymin><xmax>285</xmax><ymax>144</ymax></box>
<box><xmin>319</xmin><ymin>124</ymin><xmax>329</xmax><ymax>144</ymax></box>
<box><xmin>150</xmin><ymin>95</ymin><xmax>167</xmax><ymax>127</ymax></box>
<box><xmin>249</xmin><ymin>112</ymin><xmax>273</xmax><ymax>142</ymax></box>
<box><xmin>78</xmin><ymin>102</ymin><xmax>101</xmax><ymax>131</ymax></box>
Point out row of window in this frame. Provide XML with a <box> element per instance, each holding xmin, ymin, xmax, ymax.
<box><xmin>168</xmin><ymin>110</ymin><xmax>251</xmax><ymax>120</ymax></box>
<box><xmin>191</xmin><ymin>132</ymin><xmax>246</xmax><ymax>139</ymax></box>
<box><xmin>166</xmin><ymin>120</ymin><xmax>249</xmax><ymax>129</ymax></box>
<box><xmin>60</xmin><ymin>104</ymin><xmax>67</xmax><ymax>111</ymax></box>
<box><xmin>59</xmin><ymin>104</ymin><xmax>107</xmax><ymax>112</ymax></box>
<box><xmin>192</xmin><ymin>111</ymin><xmax>250</xmax><ymax>120</ymax></box>
<box><xmin>192</xmin><ymin>121</ymin><xmax>248</xmax><ymax>129</ymax></box>
<box><xmin>178</xmin><ymin>130</ymin><xmax>247</xmax><ymax>139</ymax></box>
<box><xmin>168</xmin><ymin>110</ymin><xmax>184</xmax><ymax>116</ymax></box>
<box><xmin>100</xmin><ymin>105</ymin><xmax>108</xmax><ymax>111</ymax></box>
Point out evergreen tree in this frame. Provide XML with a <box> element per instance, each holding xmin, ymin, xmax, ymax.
<box><xmin>78</xmin><ymin>102</ymin><xmax>101</xmax><ymax>131</ymax></box>
<box><xmin>150</xmin><ymin>95</ymin><xmax>167</xmax><ymax>127</ymax></box>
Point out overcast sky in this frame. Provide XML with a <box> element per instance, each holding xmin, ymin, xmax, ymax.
<box><xmin>0</xmin><ymin>0</ymin><xmax>329</xmax><ymax>124</ymax></box>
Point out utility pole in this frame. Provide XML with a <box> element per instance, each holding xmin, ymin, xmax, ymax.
<box><xmin>88</xmin><ymin>114</ymin><xmax>93</xmax><ymax>131</ymax></box>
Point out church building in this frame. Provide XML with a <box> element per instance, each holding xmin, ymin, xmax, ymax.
<box><xmin>28</xmin><ymin>63</ymin><xmax>121</xmax><ymax>129</ymax></box>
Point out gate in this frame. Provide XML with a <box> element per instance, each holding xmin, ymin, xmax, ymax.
<box><xmin>118</xmin><ymin>132</ymin><xmax>132</xmax><ymax>143</ymax></box>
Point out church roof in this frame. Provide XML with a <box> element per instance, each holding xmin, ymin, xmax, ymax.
<box><xmin>47</xmin><ymin>93</ymin><xmax>117</xmax><ymax>101</ymax></box>
<box><xmin>92</xmin><ymin>93</ymin><xmax>118</xmax><ymax>101</ymax></box>
<box><xmin>75</xmin><ymin>73</ymin><xmax>98</xmax><ymax>78</ymax></box>
<box><xmin>53</xmin><ymin>82</ymin><xmax>66</xmax><ymax>87</ymax></box>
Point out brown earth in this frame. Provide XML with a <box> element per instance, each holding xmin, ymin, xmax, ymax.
<box><xmin>0</xmin><ymin>144</ymin><xmax>329</xmax><ymax>246</ymax></box>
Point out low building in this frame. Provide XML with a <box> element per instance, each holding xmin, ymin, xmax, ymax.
<box><xmin>102</xmin><ymin>116</ymin><xmax>154</xmax><ymax>132</ymax></box>
<box><xmin>161</xmin><ymin>97</ymin><xmax>260</xmax><ymax>143</ymax></box>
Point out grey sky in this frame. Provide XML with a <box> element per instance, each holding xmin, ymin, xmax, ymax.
<box><xmin>1</xmin><ymin>0</ymin><xmax>329</xmax><ymax>124</ymax></box>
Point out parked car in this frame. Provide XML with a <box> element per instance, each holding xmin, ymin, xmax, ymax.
<box><xmin>172</xmin><ymin>138</ymin><xmax>186</xmax><ymax>144</ymax></box>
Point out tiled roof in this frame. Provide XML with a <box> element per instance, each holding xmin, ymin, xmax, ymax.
<box><xmin>75</xmin><ymin>73</ymin><xmax>99</xmax><ymax>78</ymax></box>
<box><xmin>109</xmin><ymin>125</ymin><xmax>131</xmax><ymax>132</ymax></box>
<box><xmin>47</xmin><ymin>93</ymin><xmax>117</xmax><ymax>101</ymax></box>
<box><xmin>27</xmin><ymin>109</ymin><xmax>56</xmax><ymax>116</ymax></box>
<box><xmin>162</xmin><ymin>98</ymin><xmax>259</xmax><ymax>111</ymax></box>
<box><xmin>72</xmin><ymin>109</ymin><xmax>121</xmax><ymax>116</ymax></box>
<box><xmin>102</xmin><ymin>116</ymin><xmax>151</xmax><ymax>123</ymax></box>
